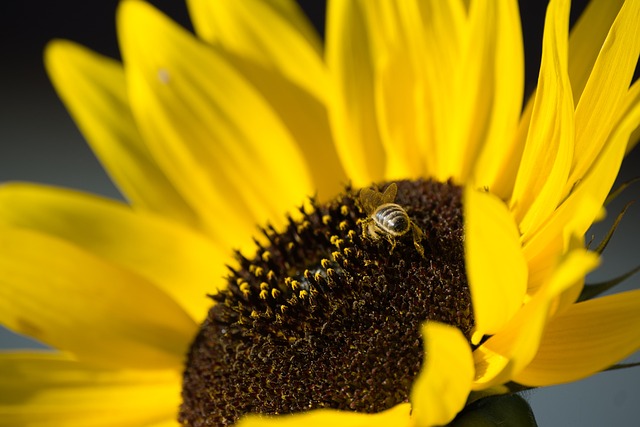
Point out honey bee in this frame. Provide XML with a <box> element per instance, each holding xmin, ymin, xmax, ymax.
<box><xmin>359</xmin><ymin>183</ymin><xmax>425</xmax><ymax>257</ymax></box>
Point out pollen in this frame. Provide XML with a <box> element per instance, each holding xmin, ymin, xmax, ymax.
<box><xmin>180</xmin><ymin>179</ymin><xmax>472</xmax><ymax>426</ymax></box>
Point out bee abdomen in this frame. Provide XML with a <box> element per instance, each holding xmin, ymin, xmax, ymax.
<box><xmin>374</xmin><ymin>203</ymin><xmax>410</xmax><ymax>236</ymax></box>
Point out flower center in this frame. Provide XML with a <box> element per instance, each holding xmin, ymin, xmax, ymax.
<box><xmin>179</xmin><ymin>179</ymin><xmax>473</xmax><ymax>426</ymax></box>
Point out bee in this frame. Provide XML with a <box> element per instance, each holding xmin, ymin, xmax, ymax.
<box><xmin>359</xmin><ymin>183</ymin><xmax>425</xmax><ymax>257</ymax></box>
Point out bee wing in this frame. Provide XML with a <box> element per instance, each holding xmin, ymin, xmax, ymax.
<box><xmin>380</xmin><ymin>183</ymin><xmax>398</xmax><ymax>203</ymax></box>
<box><xmin>359</xmin><ymin>187</ymin><xmax>383</xmax><ymax>213</ymax></box>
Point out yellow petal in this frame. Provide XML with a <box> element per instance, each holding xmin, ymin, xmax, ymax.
<box><xmin>0</xmin><ymin>227</ymin><xmax>196</xmax><ymax>370</ymax></box>
<box><xmin>236</xmin><ymin>403</ymin><xmax>411</xmax><ymax>427</ymax></box>
<box><xmin>568</xmin><ymin>0</ymin><xmax>640</xmax><ymax>191</ymax></box>
<box><xmin>471</xmin><ymin>350</ymin><xmax>510</xmax><ymax>392</ymax></box>
<box><xmin>625</xmin><ymin>79</ymin><xmax>640</xmax><ymax>154</ymax></box>
<box><xmin>217</xmin><ymin>53</ymin><xmax>346</xmax><ymax>201</ymax></box>
<box><xmin>186</xmin><ymin>0</ymin><xmax>327</xmax><ymax>102</ymax></box>
<box><xmin>464</xmin><ymin>188</ymin><xmax>527</xmax><ymax>339</ymax></box>
<box><xmin>523</xmin><ymin>77</ymin><xmax>640</xmax><ymax>288</ymax></box>
<box><xmin>411</xmin><ymin>322</ymin><xmax>473</xmax><ymax>427</ymax></box>
<box><xmin>325</xmin><ymin>0</ymin><xmax>386</xmax><ymax>186</ymax></box>
<box><xmin>434</xmin><ymin>1</ymin><xmax>524</xmax><ymax>184</ymax></box>
<box><xmin>118</xmin><ymin>0</ymin><xmax>313</xmax><ymax>252</ymax></box>
<box><xmin>0</xmin><ymin>352</ymin><xmax>180</xmax><ymax>427</ymax></box>
<box><xmin>514</xmin><ymin>289</ymin><xmax>640</xmax><ymax>386</ymax></box>
<box><xmin>486</xmin><ymin>95</ymin><xmax>533</xmax><ymax>202</ymax></box>
<box><xmin>0</xmin><ymin>183</ymin><xmax>226</xmax><ymax>323</ymax></box>
<box><xmin>44</xmin><ymin>40</ymin><xmax>199</xmax><ymax>230</ymax></box>
<box><xmin>431</xmin><ymin>0</ymin><xmax>487</xmax><ymax>183</ymax></box>
<box><xmin>472</xmin><ymin>0</ymin><xmax>525</xmax><ymax>195</ymax></box>
<box><xmin>373</xmin><ymin>2</ymin><xmax>428</xmax><ymax>179</ymax></box>
<box><xmin>473</xmin><ymin>249</ymin><xmax>599</xmax><ymax>388</ymax></box>
<box><xmin>146</xmin><ymin>421</ymin><xmax>180</xmax><ymax>427</ymax></box>
<box><xmin>510</xmin><ymin>0</ymin><xmax>574</xmax><ymax>240</ymax></box>
<box><xmin>189</xmin><ymin>1</ymin><xmax>339</xmax><ymax>197</ymax></box>
<box><xmin>522</xmin><ymin>196</ymin><xmax>600</xmax><ymax>295</ymax></box>
<box><xmin>405</xmin><ymin>0</ymin><xmax>467</xmax><ymax>182</ymax></box>
<box><xmin>567</xmin><ymin>0</ymin><xmax>624</xmax><ymax>101</ymax></box>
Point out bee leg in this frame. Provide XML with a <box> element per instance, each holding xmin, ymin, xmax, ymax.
<box><xmin>412</xmin><ymin>224</ymin><xmax>426</xmax><ymax>258</ymax></box>
<box><xmin>360</xmin><ymin>218</ymin><xmax>371</xmax><ymax>240</ymax></box>
<box><xmin>388</xmin><ymin>235</ymin><xmax>397</xmax><ymax>255</ymax></box>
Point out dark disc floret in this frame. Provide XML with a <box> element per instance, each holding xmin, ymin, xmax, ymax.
<box><xmin>180</xmin><ymin>179</ymin><xmax>473</xmax><ymax>426</ymax></box>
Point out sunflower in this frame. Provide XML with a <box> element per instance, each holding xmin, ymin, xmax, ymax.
<box><xmin>1</xmin><ymin>0</ymin><xmax>640</xmax><ymax>426</ymax></box>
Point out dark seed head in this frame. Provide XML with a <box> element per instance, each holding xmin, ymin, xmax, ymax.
<box><xmin>179</xmin><ymin>179</ymin><xmax>473</xmax><ymax>426</ymax></box>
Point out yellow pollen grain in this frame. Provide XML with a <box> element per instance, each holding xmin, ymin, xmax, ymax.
<box><xmin>296</xmin><ymin>221</ymin><xmax>311</xmax><ymax>234</ymax></box>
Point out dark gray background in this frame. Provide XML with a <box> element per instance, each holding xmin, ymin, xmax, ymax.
<box><xmin>0</xmin><ymin>1</ymin><xmax>638</xmax><ymax>425</ymax></box>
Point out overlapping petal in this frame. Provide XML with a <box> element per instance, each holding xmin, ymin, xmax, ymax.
<box><xmin>45</xmin><ymin>40</ymin><xmax>198</xmax><ymax>230</ymax></box>
<box><xmin>439</xmin><ymin>1</ymin><xmax>525</xmax><ymax>185</ymax></box>
<box><xmin>184</xmin><ymin>0</ymin><xmax>347</xmax><ymax>200</ymax></box>
<box><xmin>186</xmin><ymin>0</ymin><xmax>326</xmax><ymax>102</ymax></box>
<box><xmin>213</xmin><ymin>53</ymin><xmax>346</xmax><ymax>201</ymax></box>
<box><xmin>0</xmin><ymin>184</ymin><xmax>225</xmax><ymax>323</ymax></box>
<box><xmin>510</xmin><ymin>0</ymin><xmax>574</xmax><ymax>240</ymax></box>
<box><xmin>473</xmin><ymin>248</ymin><xmax>599</xmax><ymax>388</ymax></box>
<box><xmin>0</xmin><ymin>227</ymin><xmax>196</xmax><ymax>369</ymax></box>
<box><xmin>523</xmin><ymin>79</ymin><xmax>640</xmax><ymax>290</ymax></box>
<box><xmin>567</xmin><ymin>0</ymin><xmax>640</xmax><ymax>192</ymax></box>
<box><xmin>514</xmin><ymin>289</ymin><xmax>640</xmax><ymax>386</ymax></box>
<box><xmin>411</xmin><ymin>323</ymin><xmax>474</xmax><ymax>427</ymax></box>
<box><xmin>622</xmin><ymin>79</ymin><xmax>640</xmax><ymax>154</ymax></box>
<box><xmin>403</xmin><ymin>0</ymin><xmax>467</xmax><ymax>182</ymax></box>
<box><xmin>118</xmin><ymin>0</ymin><xmax>314</xmax><ymax>253</ymax></box>
<box><xmin>0</xmin><ymin>353</ymin><xmax>179</xmax><ymax>427</ymax></box>
<box><xmin>372</xmin><ymin>1</ymin><xmax>430</xmax><ymax>179</ymax></box>
<box><xmin>471</xmin><ymin>0</ymin><xmax>525</xmax><ymax>198</ymax></box>
<box><xmin>325</xmin><ymin>0</ymin><xmax>386</xmax><ymax>186</ymax></box>
<box><xmin>568</xmin><ymin>0</ymin><xmax>625</xmax><ymax>101</ymax></box>
<box><xmin>464</xmin><ymin>188</ymin><xmax>527</xmax><ymax>340</ymax></box>
<box><xmin>236</xmin><ymin>403</ymin><xmax>411</xmax><ymax>427</ymax></box>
